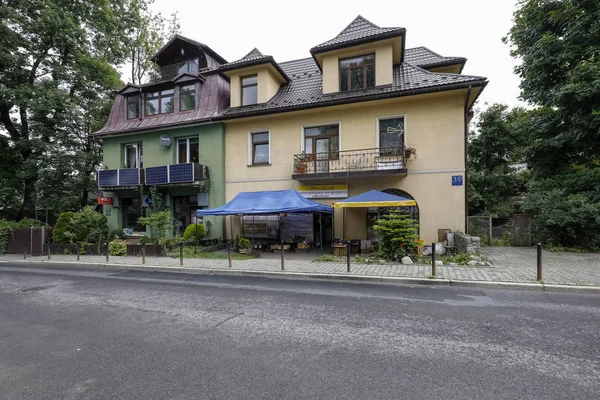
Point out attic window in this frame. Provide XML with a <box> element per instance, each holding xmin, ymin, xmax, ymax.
<box><xmin>339</xmin><ymin>53</ymin><xmax>375</xmax><ymax>91</ymax></box>
<box><xmin>241</xmin><ymin>75</ymin><xmax>258</xmax><ymax>106</ymax></box>
<box><xmin>145</xmin><ymin>89</ymin><xmax>174</xmax><ymax>116</ymax></box>
<box><xmin>127</xmin><ymin>95</ymin><xmax>140</xmax><ymax>119</ymax></box>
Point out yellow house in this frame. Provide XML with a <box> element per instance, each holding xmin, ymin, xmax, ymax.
<box><xmin>220</xmin><ymin>16</ymin><xmax>487</xmax><ymax>244</ymax></box>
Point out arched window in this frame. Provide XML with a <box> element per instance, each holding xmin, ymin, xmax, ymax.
<box><xmin>382</xmin><ymin>189</ymin><xmax>419</xmax><ymax>222</ymax></box>
<box><xmin>366</xmin><ymin>189</ymin><xmax>419</xmax><ymax>241</ymax></box>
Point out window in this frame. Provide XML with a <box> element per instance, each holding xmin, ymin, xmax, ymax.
<box><xmin>177</xmin><ymin>137</ymin><xmax>199</xmax><ymax>164</ymax></box>
<box><xmin>304</xmin><ymin>125</ymin><xmax>339</xmax><ymax>157</ymax></box>
<box><xmin>251</xmin><ymin>132</ymin><xmax>269</xmax><ymax>165</ymax></box>
<box><xmin>241</xmin><ymin>75</ymin><xmax>258</xmax><ymax>106</ymax></box>
<box><xmin>378</xmin><ymin>116</ymin><xmax>405</xmax><ymax>152</ymax></box>
<box><xmin>180</xmin><ymin>84</ymin><xmax>196</xmax><ymax>111</ymax></box>
<box><xmin>124</xmin><ymin>143</ymin><xmax>143</xmax><ymax>169</ymax></box>
<box><xmin>127</xmin><ymin>95</ymin><xmax>139</xmax><ymax>119</ymax></box>
<box><xmin>145</xmin><ymin>89</ymin><xmax>174</xmax><ymax>116</ymax></box>
<box><xmin>339</xmin><ymin>53</ymin><xmax>375</xmax><ymax>91</ymax></box>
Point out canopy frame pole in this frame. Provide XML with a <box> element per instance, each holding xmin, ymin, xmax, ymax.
<box><xmin>229</xmin><ymin>215</ymin><xmax>234</xmax><ymax>245</ymax></box>
<box><xmin>343</xmin><ymin>208</ymin><xmax>346</xmax><ymax>240</ymax></box>
<box><xmin>319</xmin><ymin>212</ymin><xmax>323</xmax><ymax>254</ymax></box>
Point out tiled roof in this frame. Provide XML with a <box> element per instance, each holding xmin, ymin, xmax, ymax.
<box><xmin>219</xmin><ymin>47</ymin><xmax>290</xmax><ymax>82</ymax></box>
<box><xmin>311</xmin><ymin>15</ymin><xmax>404</xmax><ymax>53</ymax></box>
<box><xmin>223</xmin><ymin>57</ymin><xmax>486</xmax><ymax>119</ymax></box>
<box><xmin>404</xmin><ymin>46</ymin><xmax>466</xmax><ymax>68</ymax></box>
<box><xmin>220</xmin><ymin>48</ymin><xmax>270</xmax><ymax>69</ymax></box>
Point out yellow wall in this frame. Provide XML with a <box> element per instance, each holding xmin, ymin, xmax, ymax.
<box><xmin>227</xmin><ymin>65</ymin><xmax>285</xmax><ymax>107</ymax></box>
<box><xmin>224</xmin><ymin>90</ymin><xmax>468</xmax><ymax>244</ymax></box>
<box><xmin>322</xmin><ymin>40</ymin><xmax>395</xmax><ymax>94</ymax></box>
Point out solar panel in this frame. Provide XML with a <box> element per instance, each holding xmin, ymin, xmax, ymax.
<box><xmin>145</xmin><ymin>166</ymin><xmax>169</xmax><ymax>185</ymax></box>
<box><xmin>98</xmin><ymin>170</ymin><xmax>118</xmax><ymax>187</ymax></box>
<box><xmin>119</xmin><ymin>169</ymin><xmax>140</xmax><ymax>186</ymax></box>
<box><xmin>169</xmin><ymin>163</ymin><xmax>194</xmax><ymax>183</ymax></box>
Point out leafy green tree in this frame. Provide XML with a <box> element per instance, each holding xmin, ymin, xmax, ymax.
<box><xmin>0</xmin><ymin>0</ymin><xmax>137</xmax><ymax>218</ymax></box>
<box><xmin>373</xmin><ymin>211</ymin><xmax>420</xmax><ymax>261</ymax></box>
<box><xmin>504</xmin><ymin>0</ymin><xmax>600</xmax><ymax>247</ymax></box>
<box><xmin>52</xmin><ymin>211</ymin><xmax>74</xmax><ymax>244</ymax></box>
<box><xmin>127</xmin><ymin>0</ymin><xmax>181</xmax><ymax>84</ymax></box>
<box><xmin>468</xmin><ymin>103</ymin><xmax>530</xmax><ymax>217</ymax></box>
<box><xmin>69</xmin><ymin>208</ymin><xmax>108</xmax><ymax>244</ymax></box>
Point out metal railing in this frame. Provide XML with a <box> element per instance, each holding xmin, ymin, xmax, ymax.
<box><xmin>159</xmin><ymin>59</ymin><xmax>199</xmax><ymax>79</ymax></box>
<box><xmin>293</xmin><ymin>146</ymin><xmax>406</xmax><ymax>175</ymax></box>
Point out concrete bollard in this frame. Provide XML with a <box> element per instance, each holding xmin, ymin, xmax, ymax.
<box><xmin>142</xmin><ymin>244</ymin><xmax>146</xmax><ymax>264</ymax></box>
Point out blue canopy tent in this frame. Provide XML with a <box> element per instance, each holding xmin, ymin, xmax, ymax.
<box><xmin>196</xmin><ymin>190</ymin><xmax>333</xmax><ymax>252</ymax></box>
<box><xmin>333</xmin><ymin>190</ymin><xmax>417</xmax><ymax>239</ymax></box>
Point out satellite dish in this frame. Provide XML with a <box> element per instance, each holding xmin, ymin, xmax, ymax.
<box><xmin>159</xmin><ymin>135</ymin><xmax>172</xmax><ymax>147</ymax></box>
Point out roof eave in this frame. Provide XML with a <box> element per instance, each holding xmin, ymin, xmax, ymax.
<box><xmin>220</xmin><ymin>58</ymin><xmax>290</xmax><ymax>83</ymax></box>
<box><xmin>419</xmin><ymin>58</ymin><xmax>467</xmax><ymax>71</ymax></box>
<box><xmin>220</xmin><ymin>79</ymin><xmax>488</xmax><ymax>121</ymax></box>
<box><xmin>309</xmin><ymin>29</ymin><xmax>406</xmax><ymax>55</ymax></box>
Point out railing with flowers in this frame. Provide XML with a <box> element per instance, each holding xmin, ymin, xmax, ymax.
<box><xmin>293</xmin><ymin>146</ymin><xmax>407</xmax><ymax>175</ymax></box>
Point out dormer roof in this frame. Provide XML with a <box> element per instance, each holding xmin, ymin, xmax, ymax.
<box><xmin>219</xmin><ymin>48</ymin><xmax>290</xmax><ymax>83</ymax></box>
<box><xmin>310</xmin><ymin>15</ymin><xmax>405</xmax><ymax>54</ymax></box>
<box><xmin>405</xmin><ymin>46</ymin><xmax>466</xmax><ymax>71</ymax></box>
<box><xmin>151</xmin><ymin>34</ymin><xmax>227</xmax><ymax>65</ymax></box>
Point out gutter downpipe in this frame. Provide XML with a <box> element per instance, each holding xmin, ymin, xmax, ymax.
<box><xmin>464</xmin><ymin>85</ymin><xmax>472</xmax><ymax>234</ymax></box>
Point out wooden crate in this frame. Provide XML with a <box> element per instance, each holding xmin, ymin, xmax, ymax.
<box><xmin>333</xmin><ymin>244</ymin><xmax>347</xmax><ymax>257</ymax></box>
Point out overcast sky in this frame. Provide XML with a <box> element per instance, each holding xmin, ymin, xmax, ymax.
<box><xmin>151</xmin><ymin>0</ymin><xmax>524</xmax><ymax>109</ymax></box>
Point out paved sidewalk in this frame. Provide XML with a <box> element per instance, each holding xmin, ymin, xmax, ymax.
<box><xmin>2</xmin><ymin>246</ymin><xmax>599</xmax><ymax>286</ymax></box>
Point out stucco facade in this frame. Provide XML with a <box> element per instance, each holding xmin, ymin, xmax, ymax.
<box><xmin>224</xmin><ymin>91</ymin><xmax>468</xmax><ymax>244</ymax></box>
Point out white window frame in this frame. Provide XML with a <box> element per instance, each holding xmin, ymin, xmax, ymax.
<box><xmin>247</xmin><ymin>130</ymin><xmax>271</xmax><ymax>166</ymax></box>
<box><xmin>300</xmin><ymin>121</ymin><xmax>342</xmax><ymax>153</ymax></box>
<box><xmin>124</xmin><ymin>143</ymin><xmax>143</xmax><ymax>169</ymax></box>
<box><xmin>375</xmin><ymin>114</ymin><xmax>407</xmax><ymax>149</ymax></box>
<box><xmin>176</xmin><ymin>137</ymin><xmax>199</xmax><ymax>164</ymax></box>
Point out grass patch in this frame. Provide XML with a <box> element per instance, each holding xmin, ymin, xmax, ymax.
<box><xmin>547</xmin><ymin>246</ymin><xmax>598</xmax><ymax>253</ymax></box>
<box><xmin>168</xmin><ymin>247</ymin><xmax>257</xmax><ymax>260</ymax></box>
<box><xmin>314</xmin><ymin>254</ymin><xmax>339</xmax><ymax>262</ymax></box>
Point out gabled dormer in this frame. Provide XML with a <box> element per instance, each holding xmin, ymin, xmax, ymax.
<box><xmin>219</xmin><ymin>48</ymin><xmax>290</xmax><ymax>107</ymax></box>
<box><xmin>310</xmin><ymin>16</ymin><xmax>405</xmax><ymax>94</ymax></box>
<box><xmin>151</xmin><ymin>34</ymin><xmax>228</xmax><ymax>79</ymax></box>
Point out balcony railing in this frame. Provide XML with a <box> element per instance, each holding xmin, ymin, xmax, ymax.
<box><xmin>292</xmin><ymin>146</ymin><xmax>406</xmax><ymax>180</ymax></box>
<box><xmin>159</xmin><ymin>59</ymin><xmax>199</xmax><ymax>80</ymax></box>
<box><xmin>98</xmin><ymin>168</ymin><xmax>143</xmax><ymax>188</ymax></box>
<box><xmin>144</xmin><ymin>163</ymin><xmax>208</xmax><ymax>185</ymax></box>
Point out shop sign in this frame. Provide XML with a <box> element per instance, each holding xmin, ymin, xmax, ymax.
<box><xmin>98</xmin><ymin>196</ymin><xmax>113</xmax><ymax>205</ymax></box>
<box><xmin>299</xmin><ymin>185</ymin><xmax>348</xmax><ymax>199</ymax></box>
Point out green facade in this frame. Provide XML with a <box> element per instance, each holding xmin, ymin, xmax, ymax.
<box><xmin>101</xmin><ymin>123</ymin><xmax>226</xmax><ymax>240</ymax></box>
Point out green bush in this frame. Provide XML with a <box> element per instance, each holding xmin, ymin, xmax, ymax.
<box><xmin>138</xmin><ymin>210</ymin><xmax>172</xmax><ymax>239</ymax></box>
<box><xmin>160</xmin><ymin>235</ymin><xmax>184</xmax><ymax>251</ymax></box>
<box><xmin>373</xmin><ymin>211</ymin><xmax>420</xmax><ymax>261</ymax></box>
<box><xmin>237</xmin><ymin>238</ymin><xmax>251</xmax><ymax>249</ymax></box>
<box><xmin>139</xmin><ymin>235</ymin><xmax>157</xmax><ymax>245</ymax></box>
<box><xmin>183</xmin><ymin>223</ymin><xmax>206</xmax><ymax>242</ymax></box>
<box><xmin>52</xmin><ymin>212</ymin><xmax>74</xmax><ymax>244</ymax></box>
<box><xmin>108</xmin><ymin>229</ymin><xmax>125</xmax><ymax>241</ymax></box>
<box><xmin>108</xmin><ymin>238</ymin><xmax>127</xmax><ymax>256</ymax></box>
<box><xmin>69</xmin><ymin>208</ymin><xmax>108</xmax><ymax>244</ymax></box>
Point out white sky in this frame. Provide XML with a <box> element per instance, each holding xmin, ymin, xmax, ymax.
<box><xmin>150</xmin><ymin>0</ymin><xmax>524</xmax><ymax>108</ymax></box>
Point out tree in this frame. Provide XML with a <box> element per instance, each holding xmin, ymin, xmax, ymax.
<box><xmin>468</xmin><ymin>103</ymin><xmax>530</xmax><ymax>217</ymax></box>
<box><xmin>127</xmin><ymin>0</ymin><xmax>181</xmax><ymax>84</ymax></box>
<box><xmin>373</xmin><ymin>211</ymin><xmax>420</xmax><ymax>261</ymax></box>
<box><xmin>0</xmin><ymin>0</ymin><xmax>135</xmax><ymax>219</ymax></box>
<box><xmin>504</xmin><ymin>0</ymin><xmax>600</xmax><ymax>247</ymax></box>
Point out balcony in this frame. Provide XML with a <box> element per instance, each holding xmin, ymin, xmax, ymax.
<box><xmin>159</xmin><ymin>59</ymin><xmax>199</xmax><ymax>80</ymax></box>
<box><xmin>98</xmin><ymin>168</ymin><xmax>143</xmax><ymax>189</ymax></box>
<box><xmin>144</xmin><ymin>163</ymin><xmax>209</xmax><ymax>186</ymax></box>
<box><xmin>292</xmin><ymin>147</ymin><xmax>407</xmax><ymax>182</ymax></box>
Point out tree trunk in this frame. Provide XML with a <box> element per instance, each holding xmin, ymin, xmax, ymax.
<box><xmin>17</xmin><ymin>177</ymin><xmax>36</xmax><ymax>220</ymax></box>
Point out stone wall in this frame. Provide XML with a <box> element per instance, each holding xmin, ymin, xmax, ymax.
<box><xmin>455</xmin><ymin>233</ymin><xmax>481</xmax><ymax>254</ymax></box>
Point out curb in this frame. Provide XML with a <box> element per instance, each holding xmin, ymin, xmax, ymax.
<box><xmin>1</xmin><ymin>259</ymin><xmax>599</xmax><ymax>294</ymax></box>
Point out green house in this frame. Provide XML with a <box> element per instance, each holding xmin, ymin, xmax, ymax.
<box><xmin>92</xmin><ymin>36</ymin><xmax>229</xmax><ymax>239</ymax></box>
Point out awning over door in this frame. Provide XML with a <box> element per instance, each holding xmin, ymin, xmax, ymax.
<box><xmin>333</xmin><ymin>190</ymin><xmax>416</xmax><ymax>208</ymax></box>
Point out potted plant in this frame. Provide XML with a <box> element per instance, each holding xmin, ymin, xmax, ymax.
<box><xmin>405</xmin><ymin>145</ymin><xmax>417</xmax><ymax>160</ymax></box>
<box><xmin>296</xmin><ymin>153</ymin><xmax>311</xmax><ymax>174</ymax></box>
<box><xmin>238</xmin><ymin>237</ymin><xmax>251</xmax><ymax>254</ymax></box>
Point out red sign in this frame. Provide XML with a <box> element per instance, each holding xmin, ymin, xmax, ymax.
<box><xmin>98</xmin><ymin>196</ymin><xmax>113</xmax><ymax>205</ymax></box>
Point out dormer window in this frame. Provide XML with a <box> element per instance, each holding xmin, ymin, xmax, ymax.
<box><xmin>127</xmin><ymin>95</ymin><xmax>140</xmax><ymax>119</ymax></box>
<box><xmin>145</xmin><ymin>89</ymin><xmax>174</xmax><ymax>116</ymax></box>
<box><xmin>339</xmin><ymin>53</ymin><xmax>375</xmax><ymax>91</ymax></box>
<box><xmin>241</xmin><ymin>75</ymin><xmax>258</xmax><ymax>106</ymax></box>
<box><xmin>180</xmin><ymin>85</ymin><xmax>196</xmax><ymax>111</ymax></box>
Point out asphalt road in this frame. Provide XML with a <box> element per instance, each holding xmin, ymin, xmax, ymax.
<box><xmin>1</xmin><ymin>265</ymin><xmax>599</xmax><ymax>400</ymax></box>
